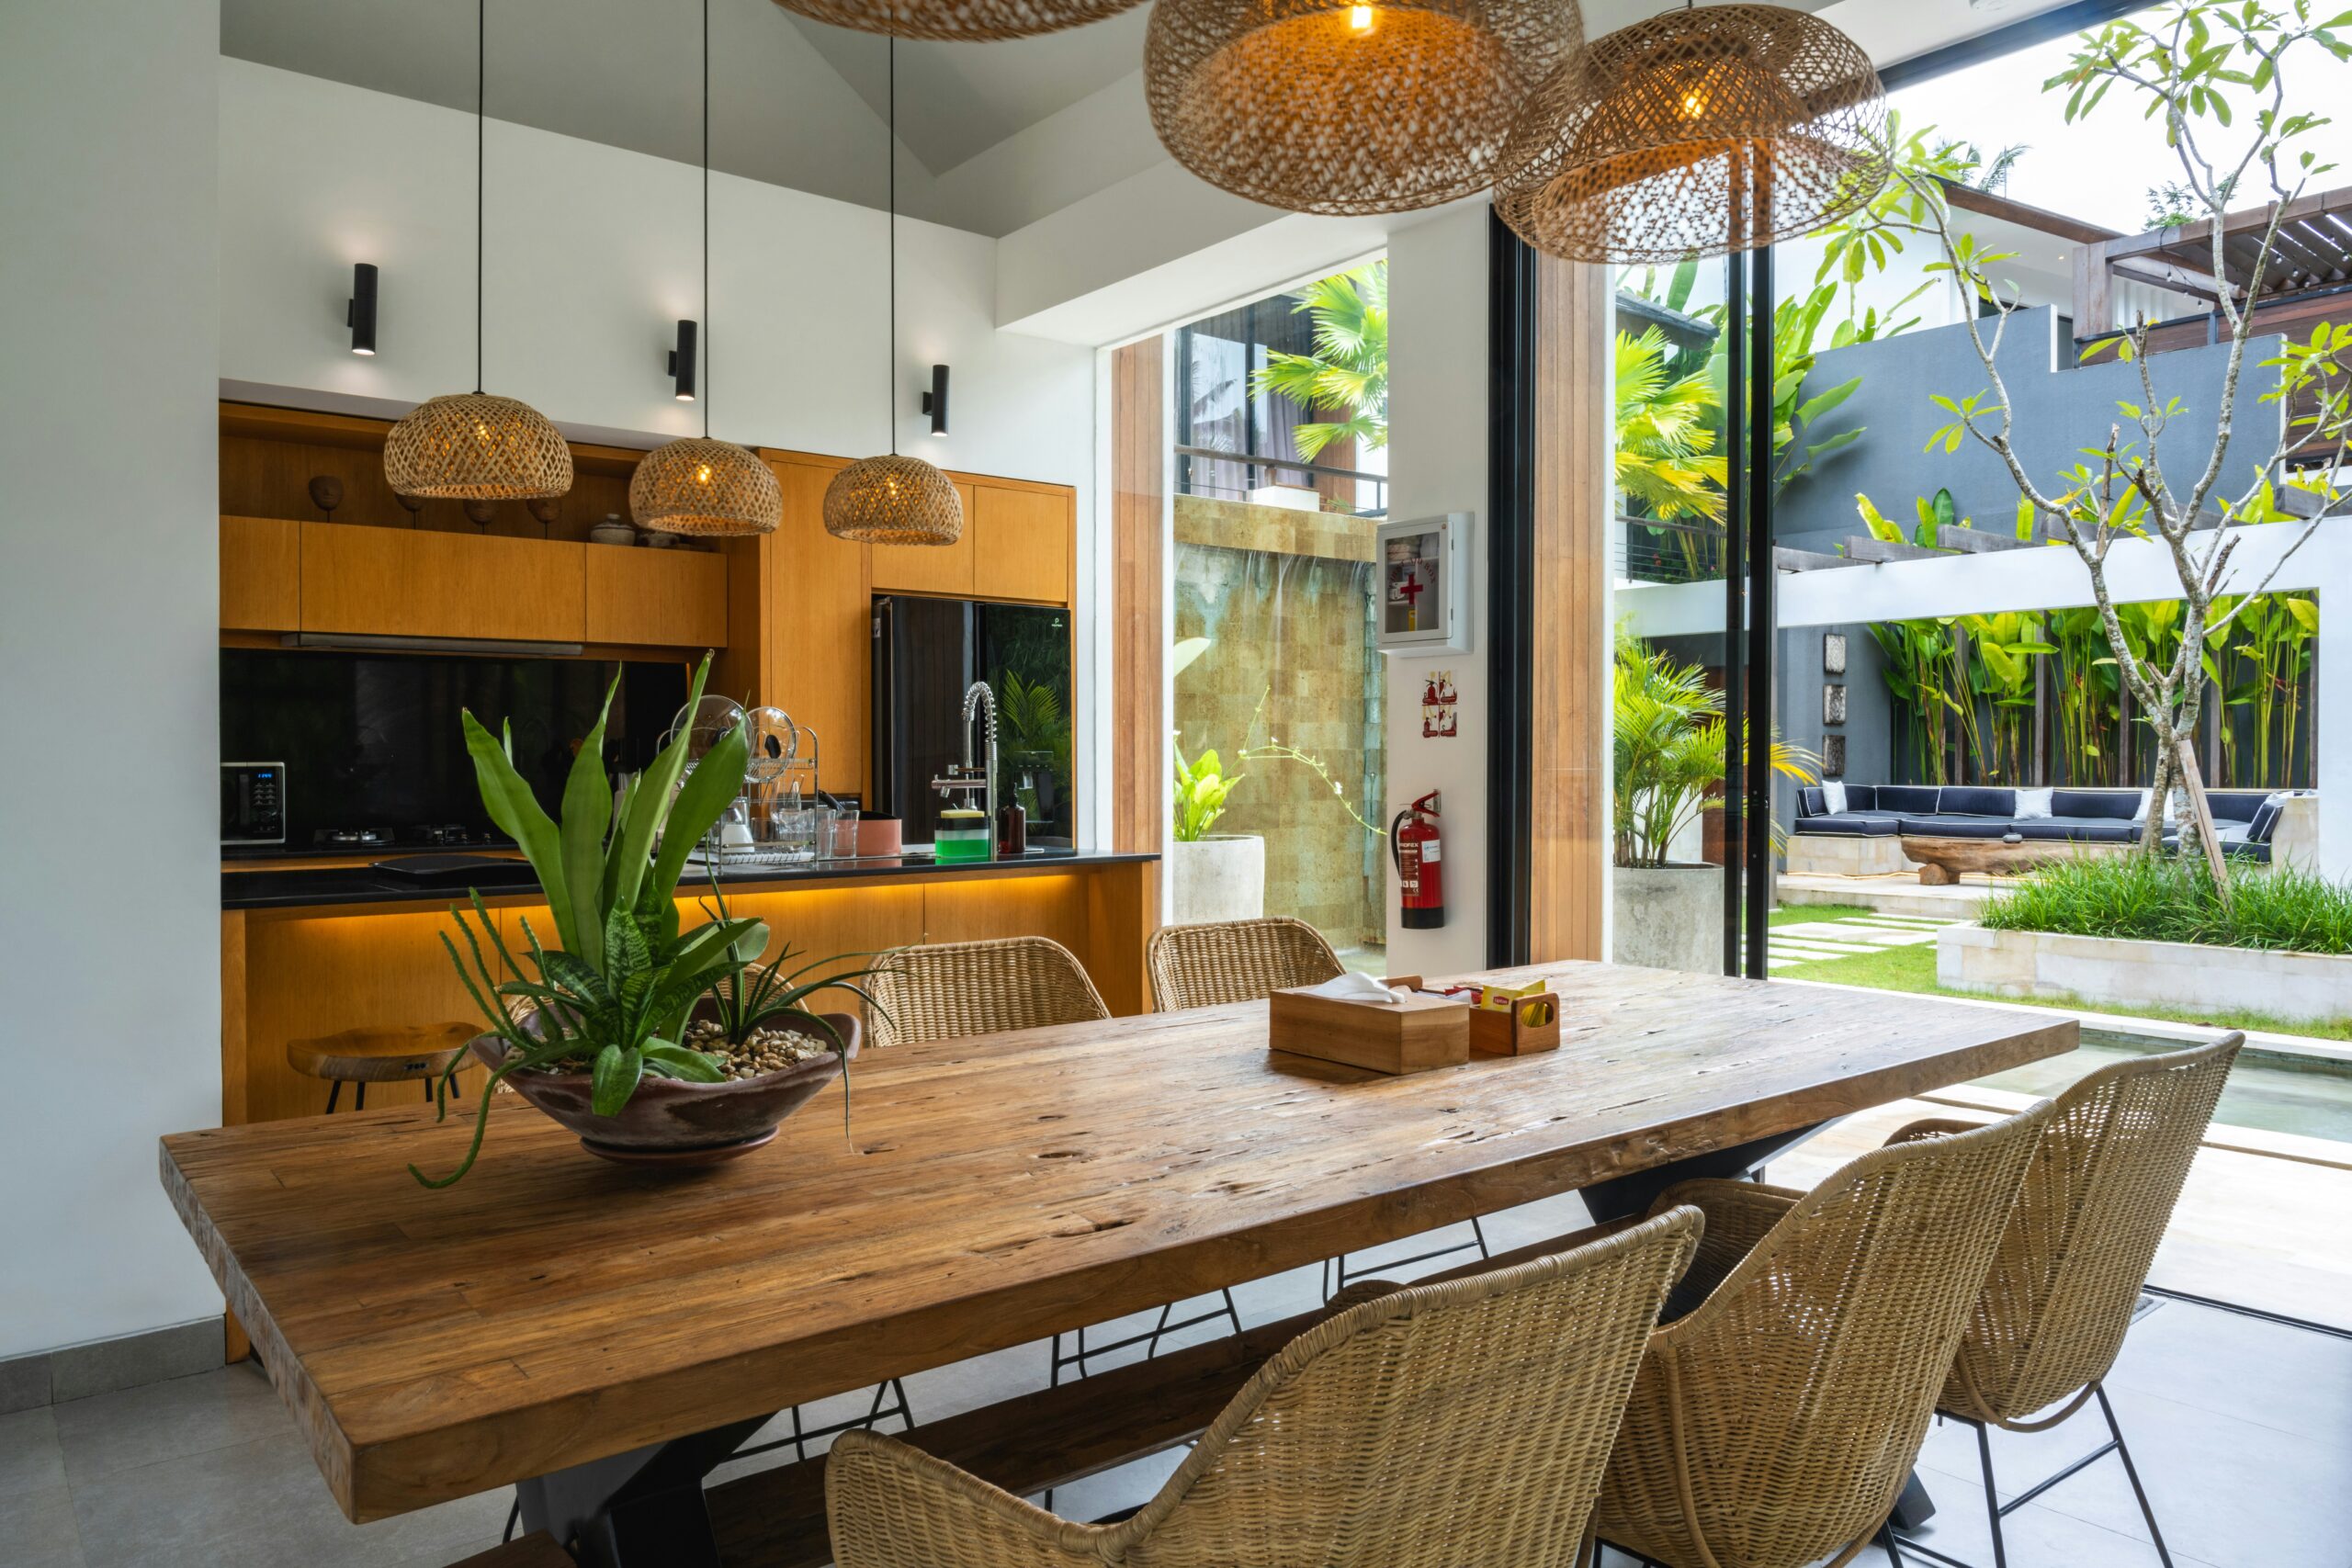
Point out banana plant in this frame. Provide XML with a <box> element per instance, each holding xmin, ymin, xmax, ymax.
<box><xmin>417</xmin><ymin>654</ymin><xmax>774</xmax><ymax>1188</ymax></box>
<box><xmin>1960</xmin><ymin>612</ymin><xmax>2055</xmax><ymax>783</ymax></box>
<box><xmin>2047</xmin><ymin>606</ymin><xmax>2121</xmax><ymax>785</ymax></box>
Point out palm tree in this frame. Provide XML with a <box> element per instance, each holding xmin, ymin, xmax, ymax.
<box><xmin>1614</xmin><ymin>634</ymin><xmax>1815</xmax><ymax>867</ymax></box>
<box><xmin>1250</xmin><ymin>263</ymin><xmax>1387</xmax><ymax>461</ymax></box>
<box><xmin>1616</xmin><ymin>325</ymin><xmax>1727</xmax><ymax>523</ymax></box>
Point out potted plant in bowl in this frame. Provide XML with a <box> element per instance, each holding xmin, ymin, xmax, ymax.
<box><xmin>1612</xmin><ymin>634</ymin><xmax>1815</xmax><ymax>971</ymax></box>
<box><xmin>417</xmin><ymin>654</ymin><xmax>886</xmax><ymax>1186</ymax></box>
<box><xmin>1170</xmin><ymin>743</ymin><xmax>1266</xmax><ymax>925</ymax></box>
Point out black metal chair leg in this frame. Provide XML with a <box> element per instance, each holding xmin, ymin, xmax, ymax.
<box><xmin>1879</xmin><ymin>1518</ymin><xmax>1906</xmax><ymax>1566</ymax></box>
<box><xmin>323</xmin><ymin>1080</ymin><xmax>341</xmax><ymax>1113</ymax></box>
<box><xmin>2098</xmin><ymin>1385</ymin><xmax>2175</xmax><ymax>1568</ymax></box>
<box><xmin>354</xmin><ymin>1081</ymin><xmax>367</xmax><ymax>1111</ymax></box>
<box><xmin>1142</xmin><ymin>1302</ymin><xmax>1175</xmax><ymax>1359</ymax></box>
<box><xmin>1470</xmin><ymin>1213</ymin><xmax>1491</xmax><ymax>1258</ymax></box>
<box><xmin>1975</xmin><ymin>1417</ymin><xmax>2008</xmax><ymax>1568</ymax></box>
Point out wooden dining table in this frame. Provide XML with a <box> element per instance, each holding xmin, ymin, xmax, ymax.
<box><xmin>160</xmin><ymin>961</ymin><xmax>2075</xmax><ymax>1567</ymax></box>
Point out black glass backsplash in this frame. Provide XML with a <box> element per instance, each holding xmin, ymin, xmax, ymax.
<box><xmin>220</xmin><ymin>649</ymin><xmax>688</xmax><ymax>842</ymax></box>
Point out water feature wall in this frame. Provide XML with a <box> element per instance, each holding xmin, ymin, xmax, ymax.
<box><xmin>1173</xmin><ymin>496</ymin><xmax>1387</xmax><ymax>951</ymax></box>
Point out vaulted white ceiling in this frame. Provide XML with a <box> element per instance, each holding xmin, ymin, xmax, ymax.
<box><xmin>221</xmin><ymin>0</ymin><xmax>2095</xmax><ymax>241</ymax></box>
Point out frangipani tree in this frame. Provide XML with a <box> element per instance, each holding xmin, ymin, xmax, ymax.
<box><xmin>1874</xmin><ymin>1</ymin><xmax>2352</xmax><ymax>877</ymax></box>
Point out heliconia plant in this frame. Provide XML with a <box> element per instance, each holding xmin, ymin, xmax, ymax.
<box><xmin>417</xmin><ymin>653</ymin><xmax>783</xmax><ymax>1188</ymax></box>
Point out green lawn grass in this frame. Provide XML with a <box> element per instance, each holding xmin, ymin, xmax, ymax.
<box><xmin>1769</xmin><ymin>903</ymin><xmax>1878</xmax><ymax>927</ymax></box>
<box><xmin>1774</xmin><ymin>936</ymin><xmax>2352</xmax><ymax>1043</ymax></box>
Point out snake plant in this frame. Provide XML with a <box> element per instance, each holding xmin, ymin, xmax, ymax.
<box><xmin>418</xmin><ymin>653</ymin><xmax>769</xmax><ymax>1187</ymax></box>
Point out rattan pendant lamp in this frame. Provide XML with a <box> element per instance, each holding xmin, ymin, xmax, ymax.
<box><xmin>823</xmin><ymin>39</ymin><xmax>963</xmax><ymax>547</ymax></box>
<box><xmin>768</xmin><ymin>0</ymin><xmax>1142</xmax><ymax>40</ymax></box>
<box><xmin>382</xmin><ymin>0</ymin><xmax>572</xmax><ymax>501</ymax></box>
<box><xmin>1146</xmin><ymin>0</ymin><xmax>1584</xmax><ymax>216</ymax></box>
<box><xmin>1493</xmin><ymin>1</ymin><xmax>1888</xmax><ymax>264</ymax></box>
<box><xmin>630</xmin><ymin>0</ymin><xmax>781</xmax><ymax>536</ymax></box>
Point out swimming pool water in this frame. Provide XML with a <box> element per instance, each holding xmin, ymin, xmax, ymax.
<box><xmin>1973</xmin><ymin>1028</ymin><xmax>2352</xmax><ymax>1145</ymax></box>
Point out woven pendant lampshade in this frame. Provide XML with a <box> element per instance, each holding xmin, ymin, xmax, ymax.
<box><xmin>824</xmin><ymin>39</ymin><xmax>963</xmax><ymax>547</ymax></box>
<box><xmin>632</xmin><ymin>0</ymin><xmax>779</xmax><ymax>536</ymax></box>
<box><xmin>631</xmin><ymin>438</ymin><xmax>781</xmax><ymax>536</ymax></box>
<box><xmin>1146</xmin><ymin>0</ymin><xmax>1582</xmax><ymax>216</ymax></box>
<box><xmin>1494</xmin><ymin>4</ymin><xmax>1887</xmax><ymax>264</ymax></box>
<box><xmin>385</xmin><ymin>0</ymin><xmax>571</xmax><ymax>502</ymax></box>
<box><xmin>768</xmin><ymin>0</ymin><xmax>1142</xmax><ymax>40</ymax></box>
<box><xmin>384</xmin><ymin>392</ymin><xmax>574</xmax><ymax>500</ymax></box>
<box><xmin>824</xmin><ymin>453</ymin><xmax>964</xmax><ymax>545</ymax></box>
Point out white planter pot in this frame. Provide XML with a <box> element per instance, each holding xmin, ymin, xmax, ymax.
<box><xmin>1169</xmin><ymin>835</ymin><xmax>1266</xmax><ymax>927</ymax></box>
<box><xmin>1611</xmin><ymin>864</ymin><xmax>1722</xmax><ymax>973</ymax></box>
<box><xmin>1939</xmin><ymin>923</ymin><xmax>2352</xmax><ymax>1025</ymax></box>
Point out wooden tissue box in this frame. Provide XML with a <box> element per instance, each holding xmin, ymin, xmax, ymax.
<box><xmin>1268</xmin><ymin>982</ymin><xmax>1470</xmax><ymax>1076</ymax></box>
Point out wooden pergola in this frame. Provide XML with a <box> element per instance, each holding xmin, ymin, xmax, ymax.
<box><xmin>2073</xmin><ymin>185</ymin><xmax>2352</xmax><ymax>347</ymax></box>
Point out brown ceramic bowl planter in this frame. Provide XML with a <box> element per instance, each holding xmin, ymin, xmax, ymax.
<box><xmin>472</xmin><ymin>1011</ymin><xmax>860</xmax><ymax>1167</ymax></box>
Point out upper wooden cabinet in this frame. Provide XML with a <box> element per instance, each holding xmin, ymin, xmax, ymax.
<box><xmin>972</xmin><ymin>485</ymin><xmax>1071</xmax><ymax>604</ymax></box>
<box><xmin>300</xmin><ymin>524</ymin><xmax>588</xmax><ymax>644</ymax></box>
<box><xmin>870</xmin><ymin>482</ymin><xmax>978</xmax><ymax>597</ymax></box>
<box><xmin>753</xmin><ymin>457</ymin><xmax>871</xmax><ymax>797</ymax></box>
<box><xmin>871</xmin><ymin>478</ymin><xmax>1073</xmax><ymax>605</ymax></box>
<box><xmin>220</xmin><ymin>515</ymin><xmax>300</xmax><ymax>632</ymax></box>
<box><xmin>583</xmin><ymin>547</ymin><xmax>727</xmax><ymax>648</ymax></box>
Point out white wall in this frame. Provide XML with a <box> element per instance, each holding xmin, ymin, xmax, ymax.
<box><xmin>0</xmin><ymin>0</ymin><xmax>225</xmax><ymax>1359</ymax></box>
<box><xmin>219</xmin><ymin>59</ymin><xmax>1095</xmax><ymax>492</ymax></box>
<box><xmin>1383</xmin><ymin>206</ymin><xmax>1492</xmax><ymax>976</ymax></box>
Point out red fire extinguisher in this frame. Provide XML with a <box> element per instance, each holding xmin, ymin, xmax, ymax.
<box><xmin>1391</xmin><ymin>791</ymin><xmax>1444</xmax><ymax>930</ymax></box>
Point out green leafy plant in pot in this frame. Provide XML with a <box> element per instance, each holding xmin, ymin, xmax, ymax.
<box><xmin>421</xmin><ymin>653</ymin><xmax>883</xmax><ymax>1187</ymax></box>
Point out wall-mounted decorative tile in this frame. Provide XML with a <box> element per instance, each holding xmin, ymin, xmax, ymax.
<box><xmin>1824</xmin><ymin>632</ymin><xmax>1848</xmax><ymax>676</ymax></box>
<box><xmin>1824</xmin><ymin>735</ymin><xmax>1847</xmax><ymax>777</ymax></box>
<box><xmin>1824</xmin><ymin>683</ymin><xmax>1847</xmax><ymax>727</ymax></box>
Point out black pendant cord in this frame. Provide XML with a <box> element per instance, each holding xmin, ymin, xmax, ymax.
<box><xmin>474</xmin><ymin>0</ymin><xmax>485</xmax><ymax>395</ymax></box>
<box><xmin>887</xmin><ymin>36</ymin><xmax>899</xmax><ymax>458</ymax></box>
<box><xmin>702</xmin><ymin>0</ymin><xmax>711</xmax><ymax>440</ymax></box>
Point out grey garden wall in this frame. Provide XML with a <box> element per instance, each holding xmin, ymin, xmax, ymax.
<box><xmin>1779</xmin><ymin>306</ymin><xmax>2284</xmax><ymax>555</ymax></box>
<box><xmin>1776</xmin><ymin>623</ymin><xmax>1892</xmax><ymax>839</ymax></box>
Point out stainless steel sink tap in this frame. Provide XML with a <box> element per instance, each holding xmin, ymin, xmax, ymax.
<box><xmin>962</xmin><ymin>681</ymin><xmax>999</xmax><ymax>860</ymax></box>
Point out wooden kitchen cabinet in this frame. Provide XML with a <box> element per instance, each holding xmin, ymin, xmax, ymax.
<box><xmin>583</xmin><ymin>546</ymin><xmax>726</xmax><ymax>648</ymax></box>
<box><xmin>220</xmin><ymin>515</ymin><xmax>300</xmax><ymax>631</ymax></box>
<box><xmin>752</xmin><ymin>455</ymin><xmax>871</xmax><ymax>798</ymax></box>
<box><xmin>298</xmin><ymin>523</ymin><xmax>588</xmax><ymax>644</ymax></box>
<box><xmin>971</xmin><ymin>484</ymin><xmax>1071</xmax><ymax>604</ymax></box>
<box><xmin>869</xmin><ymin>482</ymin><xmax>979</xmax><ymax>597</ymax></box>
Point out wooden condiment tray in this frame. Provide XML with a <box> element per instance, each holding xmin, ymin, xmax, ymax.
<box><xmin>1468</xmin><ymin>991</ymin><xmax>1562</xmax><ymax>1057</ymax></box>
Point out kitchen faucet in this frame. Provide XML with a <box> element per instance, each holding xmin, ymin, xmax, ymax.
<box><xmin>930</xmin><ymin>680</ymin><xmax>1000</xmax><ymax>861</ymax></box>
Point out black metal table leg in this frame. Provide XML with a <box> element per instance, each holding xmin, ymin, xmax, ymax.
<box><xmin>515</xmin><ymin>1413</ymin><xmax>772</xmax><ymax>1568</ymax></box>
<box><xmin>1577</xmin><ymin>1124</ymin><xmax>1825</xmax><ymax>1224</ymax></box>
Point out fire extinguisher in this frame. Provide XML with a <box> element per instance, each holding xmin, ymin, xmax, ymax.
<box><xmin>1391</xmin><ymin>790</ymin><xmax>1444</xmax><ymax>930</ymax></box>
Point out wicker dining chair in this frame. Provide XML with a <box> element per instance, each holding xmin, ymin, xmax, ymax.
<box><xmin>867</xmin><ymin>936</ymin><xmax>1235</xmax><ymax>1385</ymax></box>
<box><xmin>865</xmin><ymin>936</ymin><xmax>1111</xmax><ymax>1051</ymax></box>
<box><xmin>1589</xmin><ymin>1099</ymin><xmax>2058</xmax><ymax>1568</ymax></box>
<box><xmin>1147</xmin><ymin>918</ymin><xmax>1493</xmax><ymax>1297</ymax></box>
<box><xmin>1882</xmin><ymin>1033</ymin><xmax>2242</xmax><ymax>1568</ymax></box>
<box><xmin>829</xmin><ymin>1207</ymin><xmax>1704</xmax><ymax>1568</ymax></box>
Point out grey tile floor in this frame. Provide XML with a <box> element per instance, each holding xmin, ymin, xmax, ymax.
<box><xmin>6</xmin><ymin>1186</ymin><xmax>2345</xmax><ymax>1567</ymax></box>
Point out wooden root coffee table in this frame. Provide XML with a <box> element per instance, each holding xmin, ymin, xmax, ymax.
<box><xmin>1900</xmin><ymin>833</ymin><xmax>2130</xmax><ymax>885</ymax></box>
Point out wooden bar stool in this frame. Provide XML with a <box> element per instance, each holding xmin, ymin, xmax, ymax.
<box><xmin>285</xmin><ymin>1023</ymin><xmax>477</xmax><ymax>1112</ymax></box>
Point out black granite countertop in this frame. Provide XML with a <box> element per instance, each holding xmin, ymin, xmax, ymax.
<box><xmin>221</xmin><ymin>848</ymin><xmax>1158</xmax><ymax>911</ymax></box>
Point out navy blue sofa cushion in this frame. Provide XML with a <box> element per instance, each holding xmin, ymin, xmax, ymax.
<box><xmin>1876</xmin><ymin>785</ymin><xmax>1942</xmax><ymax>814</ymax></box>
<box><xmin>1898</xmin><ymin>815</ymin><xmax>2012</xmax><ymax>840</ymax></box>
<box><xmin>2249</xmin><ymin>798</ymin><xmax>2285</xmax><ymax>842</ymax></box>
<box><xmin>2208</xmin><ymin>792</ymin><xmax>2264</xmax><ymax>823</ymax></box>
<box><xmin>1795</xmin><ymin>813</ymin><xmax>1903</xmax><ymax>837</ymax></box>
<box><xmin>2014</xmin><ymin>818</ymin><xmax>2141</xmax><ymax>844</ymax></box>
<box><xmin>1939</xmin><ymin>786</ymin><xmax>2018</xmax><ymax>818</ymax></box>
<box><xmin>2052</xmin><ymin>789</ymin><xmax>2143</xmax><ymax>819</ymax></box>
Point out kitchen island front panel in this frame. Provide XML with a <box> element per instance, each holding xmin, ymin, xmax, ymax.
<box><xmin>220</xmin><ymin>852</ymin><xmax>1159</xmax><ymax>1130</ymax></box>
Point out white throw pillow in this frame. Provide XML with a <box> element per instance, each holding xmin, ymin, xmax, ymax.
<box><xmin>2133</xmin><ymin>787</ymin><xmax>2179</xmax><ymax>823</ymax></box>
<box><xmin>1823</xmin><ymin>781</ymin><xmax>1849</xmax><ymax>814</ymax></box>
<box><xmin>2015</xmin><ymin>787</ymin><xmax>2053</xmax><ymax>820</ymax></box>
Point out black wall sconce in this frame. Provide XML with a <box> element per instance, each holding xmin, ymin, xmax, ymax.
<box><xmin>346</xmin><ymin>263</ymin><xmax>378</xmax><ymax>356</ymax></box>
<box><xmin>922</xmin><ymin>363</ymin><xmax>950</xmax><ymax>436</ymax></box>
<box><xmin>669</xmin><ymin>320</ymin><xmax>698</xmax><ymax>401</ymax></box>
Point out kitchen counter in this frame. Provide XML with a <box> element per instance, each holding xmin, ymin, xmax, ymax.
<box><xmin>221</xmin><ymin>848</ymin><xmax>1157</xmax><ymax>911</ymax></box>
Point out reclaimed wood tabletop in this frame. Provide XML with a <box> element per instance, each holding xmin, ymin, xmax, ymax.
<box><xmin>158</xmin><ymin>961</ymin><xmax>2075</xmax><ymax>1523</ymax></box>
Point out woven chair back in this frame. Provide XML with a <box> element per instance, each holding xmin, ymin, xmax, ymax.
<box><xmin>1118</xmin><ymin>1208</ymin><xmax>1701</xmax><ymax>1568</ymax></box>
<box><xmin>1600</xmin><ymin>1101</ymin><xmax>2055</xmax><ymax>1568</ymax></box>
<box><xmin>865</xmin><ymin>937</ymin><xmax>1109</xmax><ymax>1050</ymax></box>
<box><xmin>1147</xmin><ymin>918</ymin><xmax>1345</xmax><ymax>1011</ymax></box>
<box><xmin>1951</xmin><ymin>1033</ymin><xmax>2241</xmax><ymax>1426</ymax></box>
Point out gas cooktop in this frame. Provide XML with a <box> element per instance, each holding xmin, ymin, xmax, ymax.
<box><xmin>310</xmin><ymin>824</ymin><xmax>506</xmax><ymax>850</ymax></box>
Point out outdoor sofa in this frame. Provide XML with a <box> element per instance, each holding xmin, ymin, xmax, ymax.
<box><xmin>1792</xmin><ymin>784</ymin><xmax>2300</xmax><ymax>863</ymax></box>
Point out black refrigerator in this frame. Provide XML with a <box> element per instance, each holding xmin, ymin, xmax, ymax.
<box><xmin>871</xmin><ymin>595</ymin><xmax>1075</xmax><ymax>848</ymax></box>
